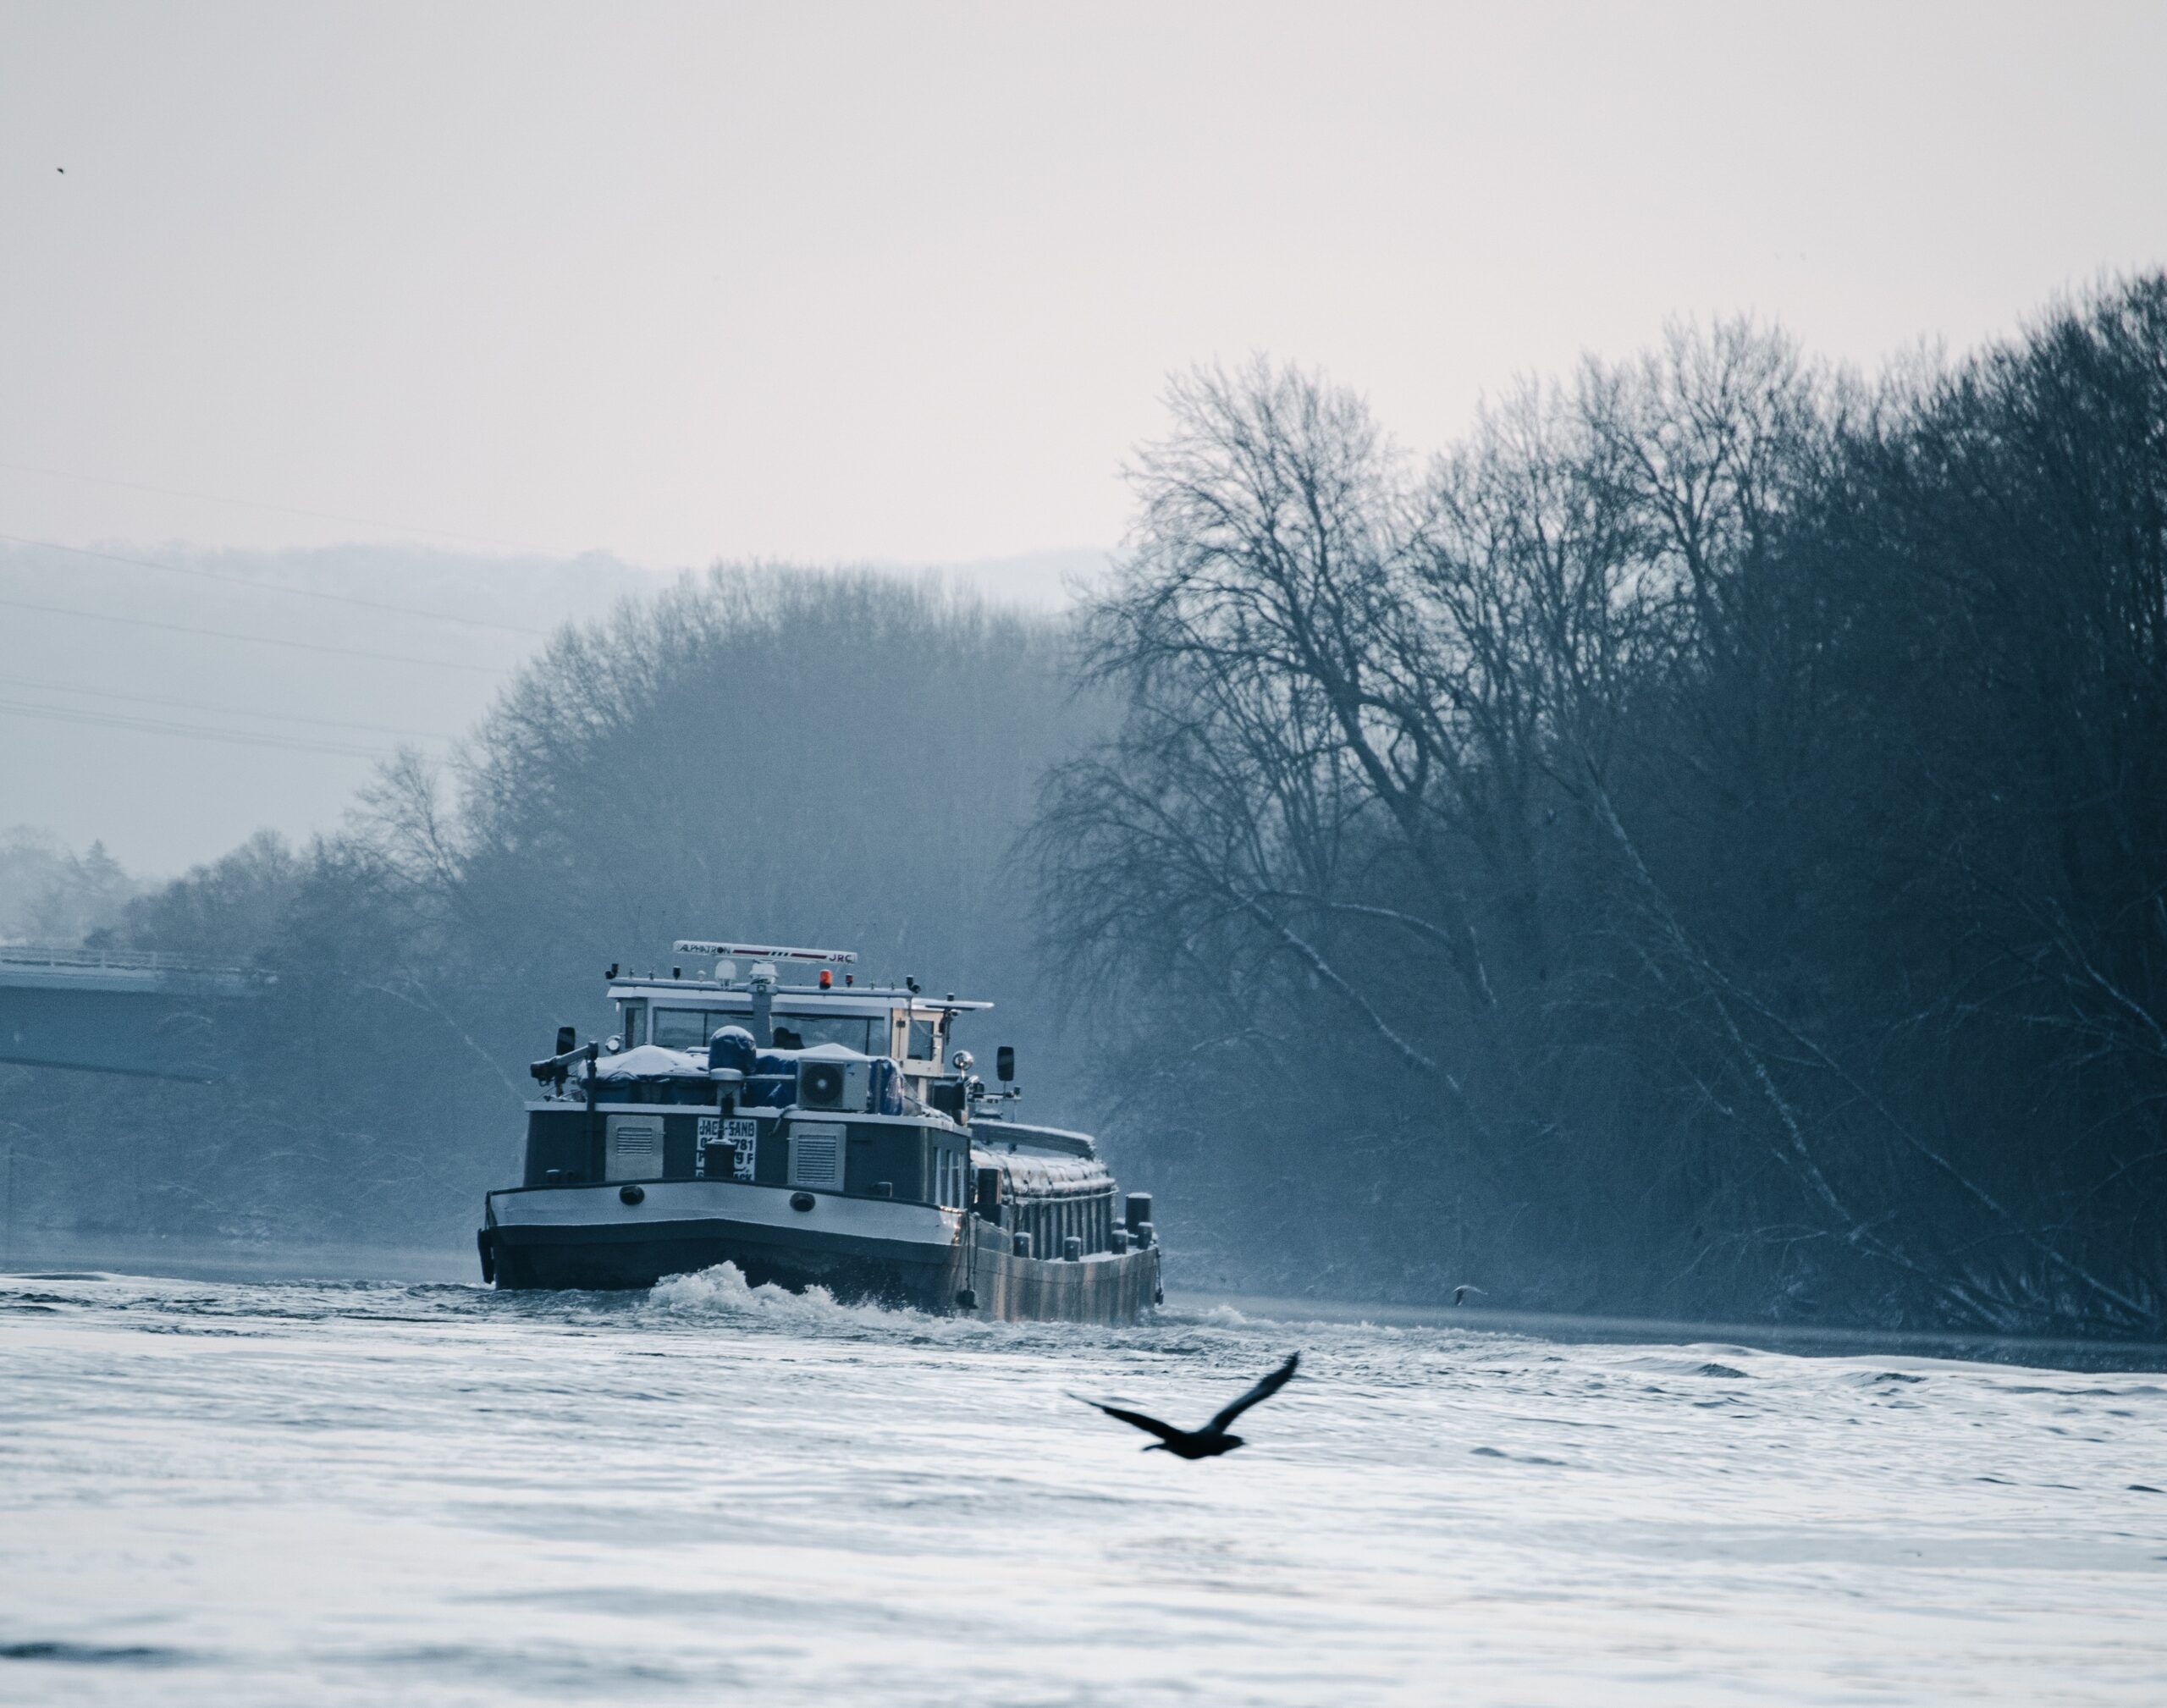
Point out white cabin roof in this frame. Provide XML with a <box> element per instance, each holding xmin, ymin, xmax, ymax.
<box><xmin>607</xmin><ymin>978</ymin><xmax>991</xmax><ymax>1015</ymax></box>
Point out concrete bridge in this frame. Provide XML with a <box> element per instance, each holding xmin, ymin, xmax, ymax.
<box><xmin>0</xmin><ymin>944</ymin><xmax>265</xmax><ymax>1081</ymax></box>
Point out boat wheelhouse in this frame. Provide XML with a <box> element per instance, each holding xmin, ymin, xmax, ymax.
<box><xmin>477</xmin><ymin>939</ymin><xmax>1162</xmax><ymax>1322</ymax></box>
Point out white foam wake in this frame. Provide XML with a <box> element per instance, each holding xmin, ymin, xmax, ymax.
<box><xmin>644</xmin><ymin>1260</ymin><xmax>931</xmax><ymax>1333</ymax></box>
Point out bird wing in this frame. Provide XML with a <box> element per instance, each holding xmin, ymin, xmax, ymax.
<box><xmin>1072</xmin><ymin>1395</ymin><xmax>1186</xmax><ymax>1446</ymax></box>
<box><xmin>1206</xmin><ymin>1352</ymin><xmax>1299</xmax><ymax>1435</ymax></box>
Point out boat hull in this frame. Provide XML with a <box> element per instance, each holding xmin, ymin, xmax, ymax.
<box><xmin>481</xmin><ymin>1179</ymin><xmax>1160</xmax><ymax>1323</ymax></box>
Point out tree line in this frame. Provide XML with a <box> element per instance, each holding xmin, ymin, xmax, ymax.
<box><xmin>1034</xmin><ymin>272</ymin><xmax>2167</xmax><ymax>1333</ymax></box>
<box><xmin>6</xmin><ymin>274</ymin><xmax>2162</xmax><ymax>1333</ymax></box>
<box><xmin>3</xmin><ymin>572</ymin><xmax>1088</xmax><ymax>1256</ymax></box>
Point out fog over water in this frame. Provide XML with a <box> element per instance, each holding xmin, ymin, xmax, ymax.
<box><xmin>3</xmin><ymin>1268</ymin><xmax>2163</xmax><ymax>1706</ymax></box>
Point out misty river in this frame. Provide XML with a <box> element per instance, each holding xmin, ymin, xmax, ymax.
<box><xmin>3</xmin><ymin>1268</ymin><xmax>2164</xmax><ymax>1706</ymax></box>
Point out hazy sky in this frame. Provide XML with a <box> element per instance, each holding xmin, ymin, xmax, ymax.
<box><xmin>2</xmin><ymin>2</ymin><xmax>2164</xmax><ymax>877</ymax></box>
<box><xmin>5</xmin><ymin>1</ymin><xmax>2163</xmax><ymax>570</ymax></box>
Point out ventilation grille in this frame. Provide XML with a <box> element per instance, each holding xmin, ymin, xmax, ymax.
<box><xmin>606</xmin><ymin>1117</ymin><xmax>663</xmax><ymax>1183</ymax></box>
<box><xmin>789</xmin><ymin>1124</ymin><xmax>844</xmax><ymax>1188</ymax></box>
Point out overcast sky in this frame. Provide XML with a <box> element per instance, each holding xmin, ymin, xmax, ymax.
<box><xmin>3</xmin><ymin>1</ymin><xmax>2164</xmax><ymax>874</ymax></box>
<box><xmin>6</xmin><ymin>0</ymin><xmax>2163</xmax><ymax>570</ymax></box>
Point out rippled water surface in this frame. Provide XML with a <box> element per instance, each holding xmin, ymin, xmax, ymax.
<box><xmin>3</xmin><ymin>1266</ymin><xmax>2164</xmax><ymax>1706</ymax></box>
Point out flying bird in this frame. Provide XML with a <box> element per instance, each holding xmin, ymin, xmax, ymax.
<box><xmin>1072</xmin><ymin>1352</ymin><xmax>1299</xmax><ymax>1459</ymax></box>
<box><xmin>1453</xmin><ymin>1285</ymin><xmax>1486</xmax><ymax>1306</ymax></box>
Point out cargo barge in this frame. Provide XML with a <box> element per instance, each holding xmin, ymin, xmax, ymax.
<box><xmin>477</xmin><ymin>939</ymin><xmax>1162</xmax><ymax>1322</ymax></box>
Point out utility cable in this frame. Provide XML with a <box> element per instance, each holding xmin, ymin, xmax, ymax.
<box><xmin>0</xmin><ymin>534</ymin><xmax>553</xmax><ymax>637</ymax></box>
<box><xmin>0</xmin><ymin>595</ymin><xmax>509</xmax><ymax>675</ymax></box>
<box><xmin>0</xmin><ymin>673</ymin><xmax>455</xmax><ymax>741</ymax></box>
<box><xmin>0</xmin><ymin>695</ymin><xmax>410</xmax><ymax>759</ymax></box>
<box><xmin>0</xmin><ymin>457</ymin><xmax>560</xmax><ymax>554</ymax></box>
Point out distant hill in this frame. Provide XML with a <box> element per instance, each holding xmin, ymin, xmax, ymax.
<box><xmin>0</xmin><ymin>540</ymin><xmax>665</xmax><ymax>875</ymax></box>
<box><xmin>0</xmin><ymin>542</ymin><xmax>1106</xmax><ymax>877</ymax></box>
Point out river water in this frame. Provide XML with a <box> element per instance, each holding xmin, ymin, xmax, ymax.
<box><xmin>2</xmin><ymin>1265</ymin><xmax>2163</xmax><ymax>1706</ymax></box>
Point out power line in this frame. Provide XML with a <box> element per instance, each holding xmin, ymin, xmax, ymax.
<box><xmin>0</xmin><ymin>595</ymin><xmax>511</xmax><ymax>675</ymax></box>
<box><xmin>0</xmin><ymin>457</ymin><xmax>562</xmax><ymax>554</ymax></box>
<box><xmin>0</xmin><ymin>534</ymin><xmax>553</xmax><ymax>637</ymax></box>
<box><xmin>0</xmin><ymin>696</ymin><xmax>413</xmax><ymax>760</ymax></box>
<box><xmin>0</xmin><ymin>674</ymin><xmax>456</xmax><ymax>741</ymax></box>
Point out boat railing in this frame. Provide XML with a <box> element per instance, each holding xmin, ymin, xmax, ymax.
<box><xmin>972</xmin><ymin>1116</ymin><xmax>1099</xmax><ymax>1160</ymax></box>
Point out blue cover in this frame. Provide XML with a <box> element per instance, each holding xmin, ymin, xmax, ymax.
<box><xmin>869</xmin><ymin>1055</ymin><xmax>904</xmax><ymax>1116</ymax></box>
<box><xmin>707</xmin><ymin>1026</ymin><xmax>758</xmax><ymax>1076</ymax></box>
<box><xmin>741</xmin><ymin>1074</ymin><xmax>795</xmax><ymax>1109</ymax></box>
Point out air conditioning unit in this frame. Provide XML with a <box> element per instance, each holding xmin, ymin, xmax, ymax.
<box><xmin>796</xmin><ymin>1056</ymin><xmax>867</xmax><ymax>1112</ymax></box>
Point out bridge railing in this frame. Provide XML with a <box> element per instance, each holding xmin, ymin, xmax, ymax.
<box><xmin>0</xmin><ymin>942</ymin><xmax>254</xmax><ymax>978</ymax></box>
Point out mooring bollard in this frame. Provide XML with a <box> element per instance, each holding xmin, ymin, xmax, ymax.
<box><xmin>1012</xmin><ymin>1231</ymin><xmax>1033</xmax><ymax>1258</ymax></box>
<box><xmin>1134</xmin><ymin>1220</ymin><xmax>1155</xmax><ymax>1248</ymax></box>
<box><xmin>1062</xmin><ymin>1235</ymin><xmax>1082</xmax><ymax>1262</ymax></box>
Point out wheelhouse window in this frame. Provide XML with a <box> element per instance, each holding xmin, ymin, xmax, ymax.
<box><xmin>621</xmin><ymin>1002</ymin><xmax>647</xmax><ymax>1048</ymax></box>
<box><xmin>653</xmin><ymin>1007</ymin><xmax>711</xmax><ymax>1050</ymax></box>
<box><xmin>773</xmin><ymin>1015</ymin><xmax>876</xmax><ymax>1055</ymax></box>
<box><xmin>907</xmin><ymin>1018</ymin><xmax>937</xmax><ymax>1061</ymax></box>
<box><xmin>644</xmin><ymin>1004</ymin><xmax>883</xmax><ymax>1055</ymax></box>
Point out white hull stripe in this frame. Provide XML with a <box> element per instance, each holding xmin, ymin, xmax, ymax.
<box><xmin>488</xmin><ymin>1178</ymin><xmax>958</xmax><ymax>1245</ymax></box>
